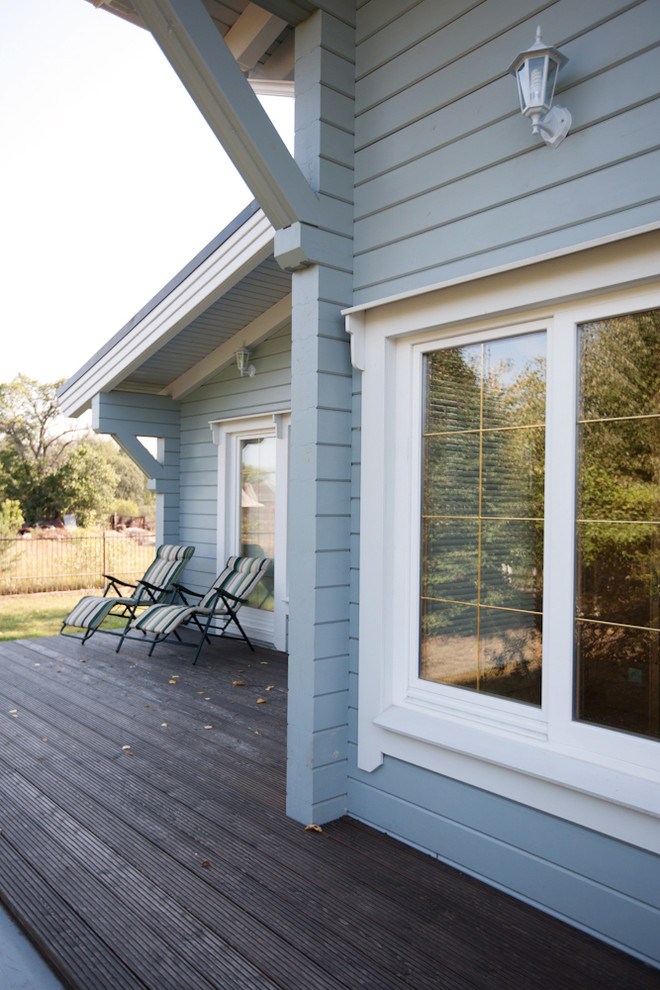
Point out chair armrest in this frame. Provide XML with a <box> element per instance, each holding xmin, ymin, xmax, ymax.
<box><xmin>102</xmin><ymin>574</ymin><xmax>137</xmax><ymax>597</ymax></box>
<box><xmin>174</xmin><ymin>583</ymin><xmax>203</xmax><ymax>598</ymax></box>
<box><xmin>219</xmin><ymin>589</ymin><xmax>248</xmax><ymax>605</ymax></box>
<box><xmin>136</xmin><ymin>578</ymin><xmax>174</xmax><ymax>603</ymax></box>
<box><xmin>103</xmin><ymin>574</ymin><xmax>136</xmax><ymax>588</ymax></box>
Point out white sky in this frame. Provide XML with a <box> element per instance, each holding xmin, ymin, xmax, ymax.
<box><xmin>0</xmin><ymin>0</ymin><xmax>293</xmax><ymax>386</ymax></box>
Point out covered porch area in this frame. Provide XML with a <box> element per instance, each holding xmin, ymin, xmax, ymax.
<box><xmin>0</xmin><ymin>632</ymin><xmax>656</xmax><ymax>990</ymax></box>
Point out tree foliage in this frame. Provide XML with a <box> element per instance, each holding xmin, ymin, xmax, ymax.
<box><xmin>0</xmin><ymin>499</ymin><xmax>24</xmax><ymax>536</ymax></box>
<box><xmin>0</xmin><ymin>376</ymin><xmax>72</xmax><ymax>476</ymax></box>
<box><xmin>0</xmin><ymin>376</ymin><xmax>153</xmax><ymax>529</ymax></box>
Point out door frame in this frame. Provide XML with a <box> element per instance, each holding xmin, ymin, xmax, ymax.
<box><xmin>210</xmin><ymin>410</ymin><xmax>290</xmax><ymax>652</ymax></box>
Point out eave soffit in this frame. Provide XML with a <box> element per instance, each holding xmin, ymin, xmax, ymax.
<box><xmin>58</xmin><ymin>204</ymin><xmax>291</xmax><ymax>416</ymax></box>
<box><xmin>83</xmin><ymin>0</ymin><xmax>314</xmax><ymax>93</ymax></box>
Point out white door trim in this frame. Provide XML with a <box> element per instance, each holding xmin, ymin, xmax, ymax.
<box><xmin>210</xmin><ymin>410</ymin><xmax>290</xmax><ymax>651</ymax></box>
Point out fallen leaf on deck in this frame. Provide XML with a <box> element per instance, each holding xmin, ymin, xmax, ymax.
<box><xmin>122</xmin><ymin>745</ymin><xmax>132</xmax><ymax>750</ymax></box>
<box><xmin>256</xmin><ymin>698</ymin><xmax>266</xmax><ymax>704</ymax></box>
<box><xmin>79</xmin><ymin>659</ymin><xmax>86</xmax><ymax>663</ymax></box>
<box><xmin>232</xmin><ymin>680</ymin><xmax>244</xmax><ymax>686</ymax></box>
<box><xmin>42</xmin><ymin>737</ymin><xmax>48</xmax><ymax>742</ymax></box>
<box><xmin>34</xmin><ymin>663</ymin><xmax>40</xmax><ymax>667</ymax></box>
<box><xmin>260</xmin><ymin>661</ymin><xmax>268</xmax><ymax>665</ymax></box>
<box><xmin>9</xmin><ymin>710</ymin><xmax>17</xmax><ymax>714</ymax></box>
<box><xmin>265</xmin><ymin>685</ymin><xmax>274</xmax><ymax>691</ymax></box>
<box><xmin>10</xmin><ymin>714</ymin><xmax>17</xmax><ymax>719</ymax></box>
<box><xmin>201</xmin><ymin>860</ymin><xmax>211</xmax><ymax>868</ymax></box>
<box><xmin>161</xmin><ymin>722</ymin><xmax>168</xmax><ymax>727</ymax></box>
<box><xmin>204</xmin><ymin>725</ymin><xmax>213</xmax><ymax>730</ymax></box>
<box><xmin>254</xmin><ymin>730</ymin><xmax>261</xmax><ymax>735</ymax></box>
<box><xmin>197</xmin><ymin>691</ymin><xmax>204</xmax><ymax>695</ymax></box>
<box><xmin>169</xmin><ymin>680</ymin><xmax>177</xmax><ymax>685</ymax></box>
<box><xmin>237</xmin><ymin>669</ymin><xmax>244</xmax><ymax>673</ymax></box>
<box><xmin>305</xmin><ymin>824</ymin><xmax>323</xmax><ymax>833</ymax></box>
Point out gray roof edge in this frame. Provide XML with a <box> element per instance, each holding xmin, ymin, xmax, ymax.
<box><xmin>58</xmin><ymin>200</ymin><xmax>262</xmax><ymax>400</ymax></box>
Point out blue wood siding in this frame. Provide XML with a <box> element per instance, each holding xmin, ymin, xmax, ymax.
<box><xmin>92</xmin><ymin>392</ymin><xmax>181</xmax><ymax>545</ymax></box>
<box><xmin>177</xmin><ymin>326</ymin><xmax>291</xmax><ymax>594</ymax></box>
<box><xmin>353</xmin><ymin>0</ymin><xmax>660</xmax><ymax>301</ymax></box>
<box><xmin>345</xmin><ymin>0</ymin><xmax>660</xmax><ymax>968</ymax></box>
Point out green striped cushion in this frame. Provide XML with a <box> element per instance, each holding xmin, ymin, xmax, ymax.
<box><xmin>133</xmin><ymin>603</ymin><xmax>211</xmax><ymax>635</ymax></box>
<box><xmin>135</xmin><ymin>544</ymin><xmax>196</xmax><ymax>604</ymax></box>
<box><xmin>199</xmin><ymin>556</ymin><xmax>272</xmax><ymax>608</ymax></box>
<box><xmin>64</xmin><ymin>595</ymin><xmax>133</xmax><ymax>630</ymax></box>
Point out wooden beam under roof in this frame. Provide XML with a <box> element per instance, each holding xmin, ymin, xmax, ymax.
<box><xmin>132</xmin><ymin>0</ymin><xmax>319</xmax><ymax>231</ymax></box>
<box><xmin>224</xmin><ymin>3</ymin><xmax>287</xmax><ymax>71</ymax></box>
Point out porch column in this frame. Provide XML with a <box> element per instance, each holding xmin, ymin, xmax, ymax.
<box><xmin>282</xmin><ymin>11</ymin><xmax>355</xmax><ymax>824</ymax></box>
<box><xmin>92</xmin><ymin>392</ymin><xmax>181</xmax><ymax>545</ymax></box>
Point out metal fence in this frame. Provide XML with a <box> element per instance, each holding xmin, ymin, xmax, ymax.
<box><xmin>0</xmin><ymin>532</ymin><xmax>156</xmax><ymax>595</ymax></box>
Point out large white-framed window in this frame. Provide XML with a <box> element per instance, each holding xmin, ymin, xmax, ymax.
<box><xmin>351</xmin><ymin>231</ymin><xmax>660</xmax><ymax>853</ymax></box>
<box><xmin>210</xmin><ymin>411</ymin><xmax>290</xmax><ymax>652</ymax></box>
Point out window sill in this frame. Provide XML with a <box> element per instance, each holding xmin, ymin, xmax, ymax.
<box><xmin>365</xmin><ymin>702</ymin><xmax>660</xmax><ymax>853</ymax></box>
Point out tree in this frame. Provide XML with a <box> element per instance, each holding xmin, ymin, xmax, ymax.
<box><xmin>83</xmin><ymin>436</ymin><xmax>155</xmax><ymax>519</ymax></box>
<box><xmin>0</xmin><ymin>375</ymin><xmax>73</xmax><ymax>477</ymax></box>
<box><xmin>0</xmin><ymin>377</ymin><xmax>120</xmax><ymax>526</ymax></box>
<box><xmin>53</xmin><ymin>445</ymin><xmax>118</xmax><ymax>527</ymax></box>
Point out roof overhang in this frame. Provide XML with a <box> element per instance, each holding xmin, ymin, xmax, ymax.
<box><xmin>85</xmin><ymin>0</ymin><xmax>297</xmax><ymax>95</ymax></box>
<box><xmin>58</xmin><ymin>203</ymin><xmax>291</xmax><ymax>417</ymax></box>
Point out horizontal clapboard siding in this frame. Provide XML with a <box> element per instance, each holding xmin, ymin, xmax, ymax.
<box><xmin>177</xmin><ymin>325</ymin><xmax>291</xmax><ymax>591</ymax></box>
<box><xmin>347</xmin><ymin>0</ymin><xmax>660</xmax><ymax>969</ymax></box>
<box><xmin>353</xmin><ymin>0</ymin><xmax>660</xmax><ymax>300</ymax></box>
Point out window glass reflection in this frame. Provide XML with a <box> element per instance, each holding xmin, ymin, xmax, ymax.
<box><xmin>575</xmin><ymin>309</ymin><xmax>660</xmax><ymax>739</ymax></box>
<box><xmin>240</xmin><ymin>437</ymin><xmax>275</xmax><ymax>611</ymax></box>
<box><xmin>420</xmin><ymin>332</ymin><xmax>546</xmax><ymax>706</ymax></box>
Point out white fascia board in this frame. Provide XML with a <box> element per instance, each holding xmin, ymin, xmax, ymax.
<box><xmin>167</xmin><ymin>292</ymin><xmax>292</xmax><ymax>399</ymax></box>
<box><xmin>132</xmin><ymin>0</ymin><xmax>318</xmax><ymax>230</ymax></box>
<box><xmin>58</xmin><ymin>209</ymin><xmax>274</xmax><ymax>418</ymax></box>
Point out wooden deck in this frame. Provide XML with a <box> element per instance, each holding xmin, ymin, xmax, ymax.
<box><xmin>0</xmin><ymin>632</ymin><xmax>657</xmax><ymax>990</ymax></box>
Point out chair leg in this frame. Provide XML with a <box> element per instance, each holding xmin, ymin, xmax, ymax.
<box><xmin>192</xmin><ymin>613</ymin><xmax>217</xmax><ymax>665</ymax></box>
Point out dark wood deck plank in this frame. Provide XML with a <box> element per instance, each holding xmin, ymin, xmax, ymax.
<box><xmin>0</xmin><ymin>634</ymin><xmax>657</xmax><ymax>990</ymax></box>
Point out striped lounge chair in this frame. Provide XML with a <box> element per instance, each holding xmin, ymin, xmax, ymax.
<box><xmin>60</xmin><ymin>543</ymin><xmax>195</xmax><ymax>649</ymax></box>
<box><xmin>129</xmin><ymin>555</ymin><xmax>273</xmax><ymax>664</ymax></box>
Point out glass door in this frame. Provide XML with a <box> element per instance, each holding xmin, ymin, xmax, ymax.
<box><xmin>212</xmin><ymin>412</ymin><xmax>290</xmax><ymax>652</ymax></box>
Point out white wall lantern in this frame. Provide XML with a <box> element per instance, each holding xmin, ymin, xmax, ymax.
<box><xmin>508</xmin><ymin>26</ymin><xmax>571</xmax><ymax>149</ymax></box>
<box><xmin>235</xmin><ymin>346</ymin><xmax>256</xmax><ymax>377</ymax></box>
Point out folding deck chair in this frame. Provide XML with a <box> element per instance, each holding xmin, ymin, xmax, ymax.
<box><xmin>60</xmin><ymin>543</ymin><xmax>195</xmax><ymax>649</ymax></box>
<box><xmin>129</xmin><ymin>555</ymin><xmax>273</xmax><ymax>664</ymax></box>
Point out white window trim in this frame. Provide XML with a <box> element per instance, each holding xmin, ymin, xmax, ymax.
<box><xmin>210</xmin><ymin>410</ymin><xmax>290</xmax><ymax>652</ymax></box>
<box><xmin>352</xmin><ymin>230</ymin><xmax>660</xmax><ymax>854</ymax></box>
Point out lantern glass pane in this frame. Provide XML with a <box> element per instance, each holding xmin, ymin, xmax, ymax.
<box><xmin>545</xmin><ymin>59</ymin><xmax>559</xmax><ymax>104</ymax></box>
<box><xmin>527</xmin><ymin>56</ymin><xmax>549</xmax><ymax>109</ymax></box>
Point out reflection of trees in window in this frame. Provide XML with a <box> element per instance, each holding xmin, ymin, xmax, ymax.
<box><xmin>575</xmin><ymin>309</ymin><xmax>660</xmax><ymax>740</ymax></box>
<box><xmin>420</xmin><ymin>332</ymin><xmax>546</xmax><ymax>706</ymax></box>
<box><xmin>240</xmin><ymin>437</ymin><xmax>276</xmax><ymax>611</ymax></box>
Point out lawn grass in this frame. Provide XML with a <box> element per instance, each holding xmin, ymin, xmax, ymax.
<box><xmin>0</xmin><ymin>591</ymin><xmax>124</xmax><ymax>640</ymax></box>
